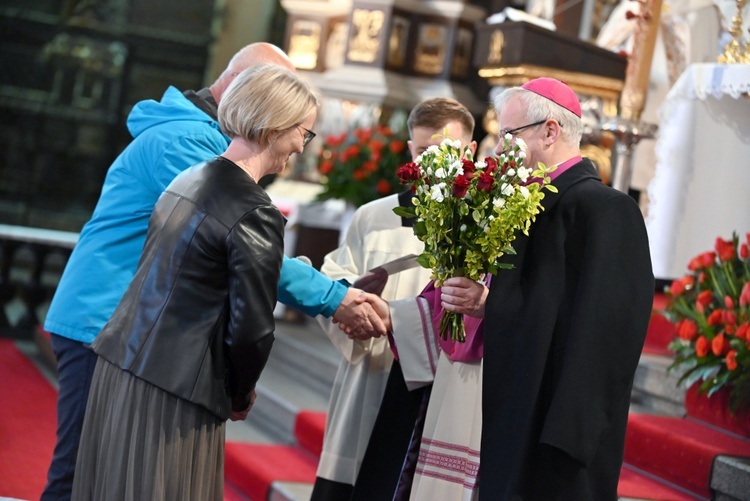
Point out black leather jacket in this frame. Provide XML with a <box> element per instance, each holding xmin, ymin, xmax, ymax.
<box><xmin>92</xmin><ymin>156</ymin><xmax>284</xmax><ymax>420</ymax></box>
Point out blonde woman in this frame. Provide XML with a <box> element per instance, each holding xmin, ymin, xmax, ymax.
<box><xmin>71</xmin><ymin>64</ymin><xmax>319</xmax><ymax>501</ymax></box>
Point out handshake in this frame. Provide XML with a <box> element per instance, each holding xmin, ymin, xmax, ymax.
<box><xmin>331</xmin><ymin>268</ymin><xmax>488</xmax><ymax>341</ymax></box>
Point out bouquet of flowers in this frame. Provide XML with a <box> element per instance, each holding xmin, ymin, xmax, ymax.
<box><xmin>394</xmin><ymin>133</ymin><xmax>556</xmax><ymax>342</ymax></box>
<box><xmin>665</xmin><ymin>232</ymin><xmax>750</xmax><ymax>413</ymax></box>
<box><xmin>316</xmin><ymin>125</ymin><xmax>410</xmax><ymax>208</ymax></box>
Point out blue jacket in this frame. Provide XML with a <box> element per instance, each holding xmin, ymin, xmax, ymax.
<box><xmin>45</xmin><ymin>86</ymin><xmax>346</xmax><ymax>344</ymax></box>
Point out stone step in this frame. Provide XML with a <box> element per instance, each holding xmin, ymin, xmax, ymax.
<box><xmin>239</xmin><ymin>317</ymin><xmax>338</xmax><ymax>446</ymax></box>
<box><xmin>632</xmin><ymin>352</ymin><xmax>687</xmax><ymax>418</ymax></box>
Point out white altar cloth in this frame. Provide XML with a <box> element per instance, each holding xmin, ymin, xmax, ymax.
<box><xmin>646</xmin><ymin>63</ymin><xmax>750</xmax><ymax>280</ymax></box>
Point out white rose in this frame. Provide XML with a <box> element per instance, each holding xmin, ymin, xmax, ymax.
<box><xmin>435</xmin><ymin>168</ymin><xmax>446</xmax><ymax>179</ymax></box>
<box><xmin>493</xmin><ymin>198</ymin><xmax>505</xmax><ymax>208</ymax></box>
<box><xmin>515</xmin><ymin>137</ymin><xmax>527</xmax><ymax>153</ymax></box>
<box><xmin>501</xmin><ymin>183</ymin><xmax>515</xmax><ymax>197</ymax></box>
<box><xmin>475</xmin><ymin>160</ymin><xmax>487</xmax><ymax>169</ymax></box>
<box><xmin>519</xmin><ymin>185</ymin><xmax>530</xmax><ymax>198</ymax></box>
<box><xmin>507</xmin><ymin>168</ymin><xmax>515</xmax><ymax>177</ymax></box>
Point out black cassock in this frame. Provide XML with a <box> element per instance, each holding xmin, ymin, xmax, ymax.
<box><xmin>356</xmin><ymin>159</ymin><xmax>654</xmax><ymax>501</ymax></box>
<box><xmin>481</xmin><ymin>159</ymin><xmax>654</xmax><ymax>500</ymax></box>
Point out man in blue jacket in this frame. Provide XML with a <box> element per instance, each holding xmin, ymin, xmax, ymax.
<box><xmin>41</xmin><ymin>42</ymin><xmax>382</xmax><ymax>501</ymax></box>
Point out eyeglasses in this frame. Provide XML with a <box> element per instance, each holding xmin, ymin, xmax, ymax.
<box><xmin>501</xmin><ymin>119</ymin><xmax>547</xmax><ymax>136</ymax></box>
<box><xmin>297</xmin><ymin>126</ymin><xmax>316</xmax><ymax>147</ymax></box>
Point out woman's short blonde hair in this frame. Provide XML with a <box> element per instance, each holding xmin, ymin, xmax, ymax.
<box><xmin>218</xmin><ymin>64</ymin><xmax>320</xmax><ymax>144</ymax></box>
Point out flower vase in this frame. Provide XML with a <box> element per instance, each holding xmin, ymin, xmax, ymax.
<box><xmin>684</xmin><ymin>383</ymin><xmax>750</xmax><ymax>438</ymax></box>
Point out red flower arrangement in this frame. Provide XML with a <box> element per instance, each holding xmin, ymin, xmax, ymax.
<box><xmin>665</xmin><ymin>231</ymin><xmax>750</xmax><ymax>413</ymax></box>
<box><xmin>316</xmin><ymin>125</ymin><xmax>410</xmax><ymax>208</ymax></box>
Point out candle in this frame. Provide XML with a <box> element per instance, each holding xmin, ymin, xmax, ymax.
<box><xmin>620</xmin><ymin>0</ymin><xmax>664</xmax><ymax>120</ymax></box>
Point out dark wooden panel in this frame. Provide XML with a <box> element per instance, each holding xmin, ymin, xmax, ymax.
<box><xmin>474</xmin><ymin>21</ymin><xmax>627</xmax><ymax>80</ymax></box>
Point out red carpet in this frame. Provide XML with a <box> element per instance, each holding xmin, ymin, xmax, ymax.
<box><xmin>224</xmin><ymin>443</ymin><xmax>318</xmax><ymax>501</ymax></box>
<box><xmin>625</xmin><ymin>413</ymin><xmax>750</xmax><ymax>498</ymax></box>
<box><xmin>0</xmin><ymin>338</ymin><xmax>57</xmax><ymax>500</ymax></box>
<box><xmin>294</xmin><ymin>410</ymin><xmax>326</xmax><ymax>457</ymax></box>
<box><xmin>643</xmin><ymin>292</ymin><xmax>675</xmax><ymax>356</ymax></box>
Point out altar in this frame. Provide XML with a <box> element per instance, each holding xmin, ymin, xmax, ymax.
<box><xmin>646</xmin><ymin>63</ymin><xmax>750</xmax><ymax>280</ymax></box>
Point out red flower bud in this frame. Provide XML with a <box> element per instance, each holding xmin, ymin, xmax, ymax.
<box><xmin>736</xmin><ymin>322</ymin><xmax>749</xmax><ymax>340</ymax></box>
<box><xmin>477</xmin><ymin>171</ymin><xmax>494</xmax><ymax>192</ymax></box>
<box><xmin>675</xmin><ymin>319</ymin><xmax>698</xmax><ymax>341</ymax></box>
<box><xmin>741</xmin><ymin>243</ymin><xmax>749</xmax><ymax>260</ymax></box>
<box><xmin>711</xmin><ymin>333</ymin><xmax>729</xmax><ymax>356</ymax></box>
<box><xmin>723</xmin><ymin>310</ymin><xmax>737</xmax><ymax>326</ymax></box>
<box><xmin>669</xmin><ymin>279</ymin><xmax>685</xmax><ymax>296</ymax></box>
<box><xmin>726</xmin><ymin>350</ymin><xmax>738</xmax><ymax>371</ymax></box>
<box><xmin>740</xmin><ymin>282</ymin><xmax>750</xmax><ymax>308</ymax></box>
<box><xmin>715</xmin><ymin>237</ymin><xmax>736</xmax><ymax>262</ymax></box>
<box><xmin>707</xmin><ymin>309</ymin><xmax>724</xmax><ymax>326</ymax></box>
<box><xmin>695</xmin><ymin>336</ymin><xmax>710</xmax><ymax>357</ymax></box>
<box><xmin>700</xmin><ymin>252</ymin><xmax>717</xmax><ymax>268</ymax></box>
<box><xmin>696</xmin><ymin>290</ymin><xmax>713</xmax><ymax>308</ymax></box>
<box><xmin>724</xmin><ymin>295</ymin><xmax>735</xmax><ymax>309</ymax></box>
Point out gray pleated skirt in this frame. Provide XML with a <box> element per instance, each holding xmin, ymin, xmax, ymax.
<box><xmin>71</xmin><ymin>357</ymin><xmax>225</xmax><ymax>501</ymax></box>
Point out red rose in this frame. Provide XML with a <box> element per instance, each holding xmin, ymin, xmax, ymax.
<box><xmin>477</xmin><ymin>171</ymin><xmax>494</xmax><ymax>192</ymax></box>
<box><xmin>712</xmin><ymin>333</ymin><xmax>729</xmax><ymax>356</ymax></box>
<box><xmin>319</xmin><ymin>160</ymin><xmax>334</xmax><ymax>175</ymax></box>
<box><xmin>736</xmin><ymin>322</ymin><xmax>749</xmax><ymax>340</ymax></box>
<box><xmin>389</xmin><ymin>141</ymin><xmax>406</xmax><ymax>154</ymax></box>
<box><xmin>353</xmin><ymin>169</ymin><xmax>367</xmax><ymax>181</ymax></box>
<box><xmin>462</xmin><ymin>159</ymin><xmax>476</xmax><ymax>175</ymax></box>
<box><xmin>452</xmin><ymin>174</ymin><xmax>471</xmax><ymax>198</ymax></box>
<box><xmin>354</xmin><ymin>128</ymin><xmax>372</xmax><ymax>142</ymax></box>
<box><xmin>325</xmin><ymin>132</ymin><xmax>347</xmax><ymax>147</ymax></box>
<box><xmin>726</xmin><ymin>350</ymin><xmax>738</xmax><ymax>371</ymax></box>
<box><xmin>376</xmin><ymin>179</ymin><xmax>392</xmax><ymax>195</ymax></box>
<box><xmin>346</xmin><ymin>144</ymin><xmax>361</xmax><ymax>158</ymax></box>
<box><xmin>363</xmin><ymin>161</ymin><xmax>378</xmax><ymax>173</ymax></box>
<box><xmin>715</xmin><ymin>237</ymin><xmax>736</xmax><ymax>262</ymax></box>
<box><xmin>485</xmin><ymin>157</ymin><xmax>498</xmax><ymax>174</ymax></box>
<box><xmin>695</xmin><ymin>336</ymin><xmax>710</xmax><ymax>357</ymax></box>
<box><xmin>397</xmin><ymin>162</ymin><xmax>421</xmax><ymax>183</ymax></box>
